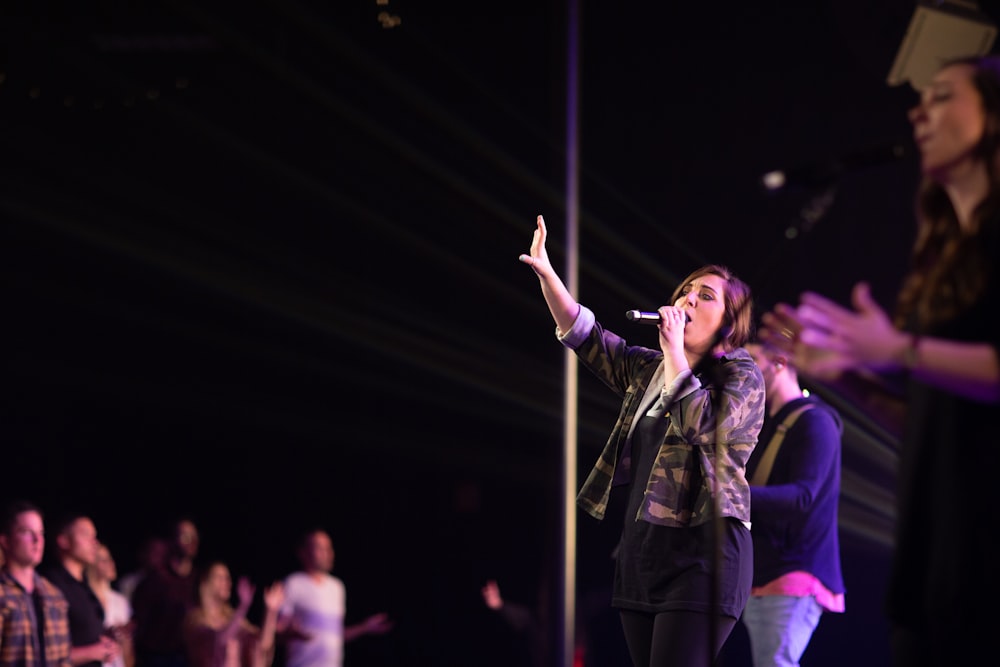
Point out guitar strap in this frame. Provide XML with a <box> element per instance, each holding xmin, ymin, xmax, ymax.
<box><xmin>750</xmin><ymin>402</ymin><xmax>816</xmax><ymax>486</ymax></box>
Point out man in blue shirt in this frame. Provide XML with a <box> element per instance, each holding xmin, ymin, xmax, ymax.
<box><xmin>741</xmin><ymin>343</ymin><xmax>846</xmax><ymax>667</ymax></box>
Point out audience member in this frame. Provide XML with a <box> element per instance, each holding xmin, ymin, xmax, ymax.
<box><xmin>132</xmin><ymin>518</ymin><xmax>201</xmax><ymax>667</ymax></box>
<box><xmin>182</xmin><ymin>561</ymin><xmax>283</xmax><ymax>667</ymax></box>
<box><xmin>0</xmin><ymin>499</ymin><xmax>73</xmax><ymax>667</ymax></box>
<box><xmin>117</xmin><ymin>536</ymin><xmax>168</xmax><ymax>606</ymax></box>
<box><xmin>41</xmin><ymin>513</ymin><xmax>121</xmax><ymax>667</ymax></box>
<box><xmin>276</xmin><ymin>529</ymin><xmax>392</xmax><ymax>667</ymax></box>
<box><xmin>479</xmin><ymin>579</ymin><xmax>546</xmax><ymax>667</ymax></box>
<box><xmin>88</xmin><ymin>542</ymin><xmax>135</xmax><ymax>667</ymax></box>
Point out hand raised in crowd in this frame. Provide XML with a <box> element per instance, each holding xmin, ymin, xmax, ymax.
<box><xmin>481</xmin><ymin>579</ymin><xmax>503</xmax><ymax>610</ymax></box>
<box><xmin>263</xmin><ymin>581</ymin><xmax>284</xmax><ymax>612</ymax></box>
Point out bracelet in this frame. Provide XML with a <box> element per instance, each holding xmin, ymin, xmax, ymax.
<box><xmin>903</xmin><ymin>333</ymin><xmax>920</xmax><ymax>371</ymax></box>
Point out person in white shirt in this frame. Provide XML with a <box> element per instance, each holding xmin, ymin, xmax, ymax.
<box><xmin>275</xmin><ymin>530</ymin><xmax>392</xmax><ymax>667</ymax></box>
<box><xmin>87</xmin><ymin>543</ymin><xmax>134</xmax><ymax>667</ymax></box>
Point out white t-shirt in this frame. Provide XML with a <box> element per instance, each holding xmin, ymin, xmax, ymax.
<box><xmin>279</xmin><ymin>572</ymin><xmax>346</xmax><ymax>667</ymax></box>
<box><xmin>102</xmin><ymin>588</ymin><xmax>132</xmax><ymax>667</ymax></box>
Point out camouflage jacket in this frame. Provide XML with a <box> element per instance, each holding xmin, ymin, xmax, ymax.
<box><xmin>559</xmin><ymin>305</ymin><xmax>765</xmax><ymax>527</ymax></box>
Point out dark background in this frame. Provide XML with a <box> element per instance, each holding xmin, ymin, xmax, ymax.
<box><xmin>4</xmin><ymin>1</ymin><xmax>996</xmax><ymax>665</ymax></box>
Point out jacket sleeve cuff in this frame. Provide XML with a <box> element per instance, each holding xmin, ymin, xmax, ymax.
<box><xmin>665</xmin><ymin>369</ymin><xmax>698</xmax><ymax>403</ymax></box>
<box><xmin>556</xmin><ymin>305</ymin><xmax>595</xmax><ymax>350</ymax></box>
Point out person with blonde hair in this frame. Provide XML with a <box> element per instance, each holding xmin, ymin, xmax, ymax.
<box><xmin>87</xmin><ymin>543</ymin><xmax>135</xmax><ymax>667</ymax></box>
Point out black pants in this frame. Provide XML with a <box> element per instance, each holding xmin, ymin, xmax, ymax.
<box><xmin>619</xmin><ymin>608</ymin><xmax>737</xmax><ymax>667</ymax></box>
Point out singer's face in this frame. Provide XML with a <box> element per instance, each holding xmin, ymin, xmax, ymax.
<box><xmin>909</xmin><ymin>63</ymin><xmax>985</xmax><ymax>181</ymax></box>
<box><xmin>674</xmin><ymin>274</ymin><xmax>727</xmax><ymax>353</ymax></box>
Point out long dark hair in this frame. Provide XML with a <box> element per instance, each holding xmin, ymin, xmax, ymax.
<box><xmin>896</xmin><ymin>55</ymin><xmax>1000</xmax><ymax>330</ymax></box>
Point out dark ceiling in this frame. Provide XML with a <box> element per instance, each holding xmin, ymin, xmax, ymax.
<box><xmin>3</xmin><ymin>2</ymin><xmax>997</xmax><ymax>663</ymax></box>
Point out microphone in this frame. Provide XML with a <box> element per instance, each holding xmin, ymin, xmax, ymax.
<box><xmin>625</xmin><ymin>310</ymin><xmax>691</xmax><ymax>324</ymax></box>
<box><xmin>760</xmin><ymin>140</ymin><xmax>912</xmax><ymax>192</ymax></box>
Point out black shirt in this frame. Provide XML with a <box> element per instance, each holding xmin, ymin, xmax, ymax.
<box><xmin>613</xmin><ymin>411</ymin><xmax>752</xmax><ymax>618</ymax></box>
<box><xmin>41</xmin><ymin>562</ymin><xmax>106</xmax><ymax>667</ymax></box>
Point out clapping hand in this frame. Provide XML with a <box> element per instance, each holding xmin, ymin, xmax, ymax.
<box><xmin>761</xmin><ymin>282</ymin><xmax>906</xmax><ymax>379</ymax></box>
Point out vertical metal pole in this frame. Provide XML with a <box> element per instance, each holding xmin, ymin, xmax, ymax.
<box><xmin>560</xmin><ymin>2</ymin><xmax>581</xmax><ymax>666</ymax></box>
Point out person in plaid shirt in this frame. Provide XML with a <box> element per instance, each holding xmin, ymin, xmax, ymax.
<box><xmin>0</xmin><ymin>499</ymin><xmax>72</xmax><ymax>667</ymax></box>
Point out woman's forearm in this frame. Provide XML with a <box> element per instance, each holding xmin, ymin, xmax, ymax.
<box><xmin>908</xmin><ymin>337</ymin><xmax>1000</xmax><ymax>402</ymax></box>
<box><xmin>539</xmin><ymin>272</ymin><xmax>580</xmax><ymax>335</ymax></box>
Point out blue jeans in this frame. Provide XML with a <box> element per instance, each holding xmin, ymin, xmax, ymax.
<box><xmin>741</xmin><ymin>595</ymin><xmax>823</xmax><ymax>667</ymax></box>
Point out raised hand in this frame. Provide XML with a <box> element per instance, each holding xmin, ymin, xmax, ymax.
<box><xmin>263</xmin><ymin>581</ymin><xmax>285</xmax><ymax>611</ymax></box>
<box><xmin>518</xmin><ymin>215</ymin><xmax>554</xmax><ymax>278</ymax></box>
<box><xmin>481</xmin><ymin>579</ymin><xmax>503</xmax><ymax>610</ymax></box>
<box><xmin>518</xmin><ymin>214</ymin><xmax>580</xmax><ymax>334</ymax></box>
